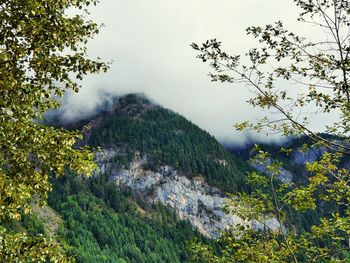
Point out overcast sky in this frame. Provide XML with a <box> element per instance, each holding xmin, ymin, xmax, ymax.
<box><xmin>59</xmin><ymin>1</ymin><xmax>323</xmax><ymax>145</ymax></box>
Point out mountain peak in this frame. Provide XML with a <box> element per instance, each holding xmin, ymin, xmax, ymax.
<box><xmin>108</xmin><ymin>93</ymin><xmax>157</xmax><ymax>118</ymax></box>
<box><xmin>46</xmin><ymin>93</ymin><xmax>157</xmax><ymax>129</ymax></box>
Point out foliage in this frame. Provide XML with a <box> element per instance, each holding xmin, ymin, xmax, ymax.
<box><xmin>193</xmin><ymin>150</ymin><xmax>350</xmax><ymax>262</ymax></box>
<box><xmin>192</xmin><ymin>1</ymin><xmax>350</xmax><ymax>149</ymax></box>
<box><xmin>191</xmin><ymin>0</ymin><xmax>350</xmax><ymax>262</ymax></box>
<box><xmin>0</xmin><ymin>225</ymin><xmax>71</xmax><ymax>263</ymax></box>
<box><xmin>0</xmin><ymin>0</ymin><xmax>107</xmax><ymax>260</ymax></box>
<box><xmin>48</xmin><ymin>171</ymin><xmax>207</xmax><ymax>263</ymax></box>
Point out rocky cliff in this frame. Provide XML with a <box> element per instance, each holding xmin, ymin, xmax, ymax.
<box><xmin>95</xmin><ymin>149</ymin><xmax>279</xmax><ymax>237</ymax></box>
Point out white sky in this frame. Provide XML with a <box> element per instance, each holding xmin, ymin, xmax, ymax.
<box><xmin>60</xmin><ymin>0</ymin><xmax>328</xmax><ymax>145</ymax></box>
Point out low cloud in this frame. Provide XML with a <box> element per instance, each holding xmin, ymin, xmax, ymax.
<box><xmin>54</xmin><ymin>0</ymin><xmax>330</xmax><ymax>145</ymax></box>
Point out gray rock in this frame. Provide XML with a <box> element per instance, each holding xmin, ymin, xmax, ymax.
<box><xmin>250</xmin><ymin>157</ymin><xmax>293</xmax><ymax>184</ymax></box>
<box><xmin>95</xmin><ymin>149</ymin><xmax>280</xmax><ymax>238</ymax></box>
<box><xmin>292</xmin><ymin>146</ymin><xmax>326</xmax><ymax>165</ymax></box>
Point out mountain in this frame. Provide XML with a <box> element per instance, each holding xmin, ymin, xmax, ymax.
<box><xmin>227</xmin><ymin>135</ymin><xmax>350</xmax><ymax>232</ymax></box>
<box><xmin>48</xmin><ymin>172</ymin><xmax>204</xmax><ymax>262</ymax></box>
<box><xmin>84</xmin><ymin>94</ymin><xmax>250</xmax><ymax>193</ymax></box>
<box><xmin>37</xmin><ymin>93</ymin><xmax>262</xmax><ymax>262</ymax></box>
<box><xmin>228</xmin><ymin>135</ymin><xmax>349</xmax><ymax>184</ymax></box>
<box><xmin>81</xmin><ymin>94</ymin><xmax>270</xmax><ymax>236</ymax></box>
<box><xmin>30</xmin><ymin>93</ymin><xmax>345</xmax><ymax>262</ymax></box>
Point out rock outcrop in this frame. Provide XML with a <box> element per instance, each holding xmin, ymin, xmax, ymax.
<box><xmin>95</xmin><ymin>149</ymin><xmax>280</xmax><ymax>237</ymax></box>
<box><xmin>250</xmin><ymin>157</ymin><xmax>293</xmax><ymax>184</ymax></box>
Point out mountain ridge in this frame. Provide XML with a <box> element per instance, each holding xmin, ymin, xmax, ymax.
<box><xmin>41</xmin><ymin>93</ymin><xmax>341</xmax><ymax>262</ymax></box>
<box><xmin>80</xmin><ymin>93</ymin><xmax>250</xmax><ymax>193</ymax></box>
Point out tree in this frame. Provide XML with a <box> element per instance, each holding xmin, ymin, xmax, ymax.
<box><xmin>0</xmin><ymin>0</ymin><xmax>107</xmax><ymax>261</ymax></box>
<box><xmin>191</xmin><ymin>0</ymin><xmax>350</xmax><ymax>262</ymax></box>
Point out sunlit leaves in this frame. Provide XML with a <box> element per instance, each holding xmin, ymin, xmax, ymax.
<box><xmin>191</xmin><ymin>1</ymin><xmax>350</xmax><ymax>261</ymax></box>
<box><xmin>0</xmin><ymin>226</ymin><xmax>73</xmax><ymax>263</ymax></box>
<box><xmin>192</xmin><ymin>0</ymin><xmax>350</xmax><ymax>150</ymax></box>
<box><xmin>0</xmin><ymin>0</ymin><xmax>107</xmax><ymax>261</ymax></box>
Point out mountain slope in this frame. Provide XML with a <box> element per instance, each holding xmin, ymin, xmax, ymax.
<box><xmin>41</xmin><ymin>93</ymin><xmax>255</xmax><ymax>262</ymax></box>
<box><xmin>48</xmin><ymin>172</ymin><xmax>205</xmax><ymax>263</ymax></box>
<box><xmin>85</xmin><ymin>94</ymin><xmax>250</xmax><ymax>193</ymax></box>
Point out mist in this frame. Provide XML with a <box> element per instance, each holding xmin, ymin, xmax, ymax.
<box><xmin>56</xmin><ymin>0</ymin><xmax>329</xmax><ymax>146</ymax></box>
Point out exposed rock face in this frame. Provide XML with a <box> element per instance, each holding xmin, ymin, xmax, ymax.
<box><xmin>250</xmin><ymin>158</ymin><xmax>293</xmax><ymax>184</ymax></box>
<box><xmin>291</xmin><ymin>146</ymin><xmax>326</xmax><ymax>165</ymax></box>
<box><xmin>94</xmin><ymin>149</ymin><xmax>280</xmax><ymax>237</ymax></box>
<box><xmin>249</xmin><ymin>145</ymin><xmax>329</xmax><ymax>184</ymax></box>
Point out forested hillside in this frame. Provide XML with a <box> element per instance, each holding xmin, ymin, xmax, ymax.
<box><xmin>86</xmin><ymin>94</ymin><xmax>250</xmax><ymax>193</ymax></box>
<box><xmin>47</xmin><ymin>172</ymin><xmax>207</xmax><ymax>263</ymax></box>
<box><xmin>41</xmin><ymin>94</ymin><xmax>349</xmax><ymax>262</ymax></box>
<box><xmin>15</xmin><ymin>93</ymin><xmax>349</xmax><ymax>262</ymax></box>
<box><xmin>227</xmin><ymin>135</ymin><xmax>350</xmax><ymax>234</ymax></box>
<box><xmin>39</xmin><ymin>94</ymin><xmax>251</xmax><ymax>262</ymax></box>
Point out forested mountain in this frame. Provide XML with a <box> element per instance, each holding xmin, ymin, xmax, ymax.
<box><xmin>35</xmin><ymin>93</ymin><xmax>252</xmax><ymax>262</ymax></box>
<box><xmin>47</xmin><ymin>172</ymin><xmax>206</xmax><ymax>262</ymax></box>
<box><xmin>77</xmin><ymin>94</ymin><xmax>250</xmax><ymax>193</ymax></box>
<box><xmin>21</xmin><ymin>93</ymin><xmax>348</xmax><ymax>262</ymax></box>
<box><xmin>228</xmin><ymin>134</ymin><xmax>349</xmax><ymax>184</ymax></box>
<box><xmin>227</xmin><ymin>135</ymin><xmax>350</xmax><ymax>233</ymax></box>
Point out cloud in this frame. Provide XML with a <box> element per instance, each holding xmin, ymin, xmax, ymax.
<box><xmin>57</xmin><ymin>0</ymin><xmax>331</xmax><ymax>145</ymax></box>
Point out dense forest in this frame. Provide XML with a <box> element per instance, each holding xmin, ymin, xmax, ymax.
<box><xmin>17</xmin><ymin>94</ymin><xmax>347</xmax><ymax>262</ymax></box>
<box><xmin>44</xmin><ymin>171</ymin><xmax>208</xmax><ymax>263</ymax></box>
<box><xmin>4</xmin><ymin>0</ymin><xmax>350</xmax><ymax>261</ymax></box>
<box><xmin>7</xmin><ymin>94</ymin><xmax>349</xmax><ymax>262</ymax></box>
<box><xmin>21</xmin><ymin>94</ymin><xmax>249</xmax><ymax>262</ymax></box>
<box><xmin>228</xmin><ymin>135</ymin><xmax>350</xmax><ymax>234</ymax></box>
<box><xmin>87</xmin><ymin>94</ymin><xmax>250</xmax><ymax>193</ymax></box>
